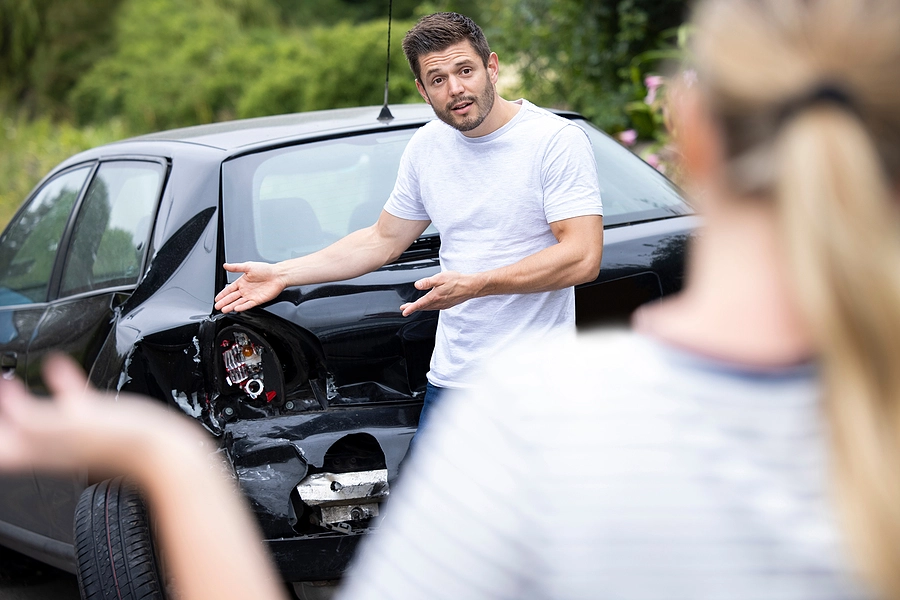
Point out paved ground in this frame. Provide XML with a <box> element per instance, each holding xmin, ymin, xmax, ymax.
<box><xmin>0</xmin><ymin>547</ymin><xmax>80</xmax><ymax>600</ymax></box>
<box><xmin>0</xmin><ymin>545</ymin><xmax>339</xmax><ymax>600</ymax></box>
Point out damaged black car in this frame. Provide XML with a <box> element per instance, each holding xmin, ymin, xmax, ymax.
<box><xmin>0</xmin><ymin>104</ymin><xmax>696</xmax><ymax>596</ymax></box>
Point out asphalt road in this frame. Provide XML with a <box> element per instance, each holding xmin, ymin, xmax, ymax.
<box><xmin>0</xmin><ymin>545</ymin><xmax>340</xmax><ymax>600</ymax></box>
<box><xmin>0</xmin><ymin>547</ymin><xmax>80</xmax><ymax>600</ymax></box>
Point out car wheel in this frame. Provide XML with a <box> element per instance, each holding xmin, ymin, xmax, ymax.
<box><xmin>74</xmin><ymin>477</ymin><xmax>165</xmax><ymax>600</ymax></box>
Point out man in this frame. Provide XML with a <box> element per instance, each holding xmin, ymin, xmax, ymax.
<box><xmin>214</xmin><ymin>12</ymin><xmax>603</xmax><ymax>427</ymax></box>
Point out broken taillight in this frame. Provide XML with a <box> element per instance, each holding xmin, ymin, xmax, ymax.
<box><xmin>223</xmin><ymin>331</ymin><xmax>267</xmax><ymax>399</ymax></box>
<box><xmin>217</xmin><ymin>326</ymin><xmax>285</xmax><ymax>414</ymax></box>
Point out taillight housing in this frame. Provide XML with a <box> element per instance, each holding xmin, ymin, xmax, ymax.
<box><xmin>216</xmin><ymin>326</ymin><xmax>285</xmax><ymax>418</ymax></box>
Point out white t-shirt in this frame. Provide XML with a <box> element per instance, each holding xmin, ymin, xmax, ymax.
<box><xmin>337</xmin><ymin>331</ymin><xmax>871</xmax><ymax>600</ymax></box>
<box><xmin>384</xmin><ymin>99</ymin><xmax>603</xmax><ymax>388</ymax></box>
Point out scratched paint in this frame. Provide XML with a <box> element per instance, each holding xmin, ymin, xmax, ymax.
<box><xmin>172</xmin><ymin>390</ymin><xmax>202</xmax><ymax>418</ymax></box>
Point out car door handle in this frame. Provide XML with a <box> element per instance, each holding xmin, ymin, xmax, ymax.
<box><xmin>1</xmin><ymin>351</ymin><xmax>16</xmax><ymax>379</ymax></box>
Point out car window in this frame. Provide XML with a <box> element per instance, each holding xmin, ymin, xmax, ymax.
<box><xmin>60</xmin><ymin>161</ymin><xmax>164</xmax><ymax>297</ymax></box>
<box><xmin>0</xmin><ymin>167</ymin><xmax>91</xmax><ymax>306</ymax></box>
<box><xmin>571</xmin><ymin>118</ymin><xmax>691</xmax><ymax>226</ymax></box>
<box><xmin>222</xmin><ymin>120</ymin><xmax>691</xmax><ymax>264</ymax></box>
<box><xmin>224</xmin><ymin>128</ymin><xmax>434</xmax><ymax>263</ymax></box>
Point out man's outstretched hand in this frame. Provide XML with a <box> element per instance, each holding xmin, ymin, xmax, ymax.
<box><xmin>214</xmin><ymin>262</ymin><xmax>286</xmax><ymax>313</ymax></box>
<box><xmin>400</xmin><ymin>271</ymin><xmax>484</xmax><ymax>317</ymax></box>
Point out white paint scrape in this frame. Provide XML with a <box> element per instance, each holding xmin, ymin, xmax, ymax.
<box><xmin>172</xmin><ymin>390</ymin><xmax>202</xmax><ymax>418</ymax></box>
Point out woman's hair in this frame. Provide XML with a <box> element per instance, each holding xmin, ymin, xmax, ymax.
<box><xmin>692</xmin><ymin>0</ymin><xmax>900</xmax><ymax>595</ymax></box>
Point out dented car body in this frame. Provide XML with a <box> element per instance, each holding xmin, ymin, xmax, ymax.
<box><xmin>0</xmin><ymin>104</ymin><xmax>696</xmax><ymax>582</ymax></box>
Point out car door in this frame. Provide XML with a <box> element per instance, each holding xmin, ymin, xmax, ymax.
<box><xmin>23</xmin><ymin>159</ymin><xmax>167</xmax><ymax>544</ymax></box>
<box><xmin>0</xmin><ymin>164</ymin><xmax>93</xmax><ymax>540</ymax></box>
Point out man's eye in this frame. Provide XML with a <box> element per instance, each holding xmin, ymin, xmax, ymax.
<box><xmin>462</xmin><ymin>68</ymin><xmax>472</xmax><ymax>75</ymax></box>
<box><xmin>432</xmin><ymin>77</ymin><xmax>443</xmax><ymax>85</ymax></box>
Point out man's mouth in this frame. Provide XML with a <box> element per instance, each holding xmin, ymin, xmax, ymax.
<box><xmin>449</xmin><ymin>99</ymin><xmax>475</xmax><ymax>113</ymax></box>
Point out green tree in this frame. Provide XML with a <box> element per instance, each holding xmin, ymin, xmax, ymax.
<box><xmin>69</xmin><ymin>0</ymin><xmax>257</xmax><ymax>131</ymax></box>
<box><xmin>0</xmin><ymin>0</ymin><xmax>42</xmax><ymax>107</ymax></box>
<box><xmin>270</xmin><ymin>0</ymin><xmax>420</xmax><ymax>25</ymax></box>
<box><xmin>490</xmin><ymin>0</ymin><xmax>688</xmax><ymax>131</ymax></box>
<box><xmin>237</xmin><ymin>19</ymin><xmax>420</xmax><ymax>118</ymax></box>
<box><xmin>70</xmin><ymin>0</ymin><xmax>423</xmax><ymax>132</ymax></box>
<box><xmin>0</xmin><ymin>0</ymin><xmax>124</xmax><ymax>117</ymax></box>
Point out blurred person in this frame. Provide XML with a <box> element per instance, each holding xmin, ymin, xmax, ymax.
<box><xmin>8</xmin><ymin>1</ymin><xmax>900</xmax><ymax>599</ymax></box>
<box><xmin>214</xmin><ymin>12</ymin><xmax>604</xmax><ymax>432</ymax></box>
<box><xmin>0</xmin><ymin>354</ymin><xmax>288</xmax><ymax>600</ymax></box>
<box><xmin>334</xmin><ymin>0</ymin><xmax>900</xmax><ymax>599</ymax></box>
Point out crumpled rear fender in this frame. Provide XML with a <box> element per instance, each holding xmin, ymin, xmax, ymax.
<box><xmin>224</xmin><ymin>403</ymin><xmax>420</xmax><ymax>538</ymax></box>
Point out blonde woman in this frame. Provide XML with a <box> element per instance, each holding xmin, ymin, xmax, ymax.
<box><xmin>336</xmin><ymin>0</ymin><xmax>900</xmax><ymax>599</ymax></box>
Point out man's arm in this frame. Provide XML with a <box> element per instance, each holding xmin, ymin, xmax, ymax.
<box><xmin>400</xmin><ymin>214</ymin><xmax>603</xmax><ymax>316</ymax></box>
<box><xmin>214</xmin><ymin>211</ymin><xmax>430</xmax><ymax>313</ymax></box>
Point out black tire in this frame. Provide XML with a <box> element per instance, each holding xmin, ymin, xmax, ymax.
<box><xmin>74</xmin><ymin>477</ymin><xmax>165</xmax><ymax>600</ymax></box>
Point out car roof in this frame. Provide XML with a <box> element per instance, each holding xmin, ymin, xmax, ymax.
<box><xmin>54</xmin><ymin>103</ymin><xmax>584</xmax><ymax>171</ymax></box>
<box><xmin>131</xmin><ymin>104</ymin><xmax>439</xmax><ymax>151</ymax></box>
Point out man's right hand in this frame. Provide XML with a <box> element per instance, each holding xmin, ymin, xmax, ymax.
<box><xmin>214</xmin><ymin>262</ymin><xmax>286</xmax><ymax>313</ymax></box>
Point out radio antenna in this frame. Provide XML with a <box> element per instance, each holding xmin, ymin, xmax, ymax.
<box><xmin>377</xmin><ymin>0</ymin><xmax>395</xmax><ymax>122</ymax></box>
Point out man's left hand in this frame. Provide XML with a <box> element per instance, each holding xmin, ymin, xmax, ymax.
<box><xmin>400</xmin><ymin>271</ymin><xmax>484</xmax><ymax>316</ymax></box>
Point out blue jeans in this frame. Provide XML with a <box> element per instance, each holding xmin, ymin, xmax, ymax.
<box><xmin>417</xmin><ymin>382</ymin><xmax>448</xmax><ymax>435</ymax></box>
<box><xmin>407</xmin><ymin>382</ymin><xmax>447</xmax><ymax>456</ymax></box>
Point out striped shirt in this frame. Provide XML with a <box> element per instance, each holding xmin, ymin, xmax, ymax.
<box><xmin>336</xmin><ymin>330</ymin><xmax>872</xmax><ymax>600</ymax></box>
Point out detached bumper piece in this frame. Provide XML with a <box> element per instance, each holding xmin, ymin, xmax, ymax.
<box><xmin>296</xmin><ymin>469</ymin><xmax>389</xmax><ymax>532</ymax></box>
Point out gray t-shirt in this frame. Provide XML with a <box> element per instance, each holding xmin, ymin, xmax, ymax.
<box><xmin>338</xmin><ymin>330</ymin><xmax>872</xmax><ymax>600</ymax></box>
<box><xmin>384</xmin><ymin>100</ymin><xmax>603</xmax><ymax>388</ymax></box>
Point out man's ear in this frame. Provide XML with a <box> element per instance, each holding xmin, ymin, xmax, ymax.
<box><xmin>415</xmin><ymin>80</ymin><xmax>431</xmax><ymax>105</ymax></box>
<box><xmin>487</xmin><ymin>52</ymin><xmax>499</xmax><ymax>85</ymax></box>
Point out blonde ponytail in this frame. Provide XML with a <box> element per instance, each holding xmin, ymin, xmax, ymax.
<box><xmin>777</xmin><ymin>106</ymin><xmax>900</xmax><ymax>596</ymax></box>
<box><xmin>692</xmin><ymin>0</ymin><xmax>900</xmax><ymax>596</ymax></box>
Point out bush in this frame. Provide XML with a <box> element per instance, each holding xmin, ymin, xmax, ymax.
<box><xmin>237</xmin><ymin>20</ymin><xmax>420</xmax><ymax>118</ymax></box>
<box><xmin>0</xmin><ymin>110</ymin><xmax>127</xmax><ymax>228</ymax></box>
<box><xmin>69</xmin><ymin>0</ymin><xmax>254</xmax><ymax>132</ymax></box>
<box><xmin>69</xmin><ymin>0</ymin><xmax>422</xmax><ymax>133</ymax></box>
<box><xmin>490</xmin><ymin>0</ymin><xmax>688</xmax><ymax>132</ymax></box>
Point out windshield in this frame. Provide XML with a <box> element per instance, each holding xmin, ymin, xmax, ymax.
<box><xmin>222</xmin><ymin>118</ymin><xmax>690</xmax><ymax>264</ymax></box>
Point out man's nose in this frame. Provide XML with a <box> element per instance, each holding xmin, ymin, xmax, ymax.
<box><xmin>448</xmin><ymin>75</ymin><xmax>465</xmax><ymax>96</ymax></box>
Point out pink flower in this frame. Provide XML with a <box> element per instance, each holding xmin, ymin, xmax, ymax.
<box><xmin>617</xmin><ymin>129</ymin><xmax>638</xmax><ymax>146</ymax></box>
<box><xmin>644</xmin><ymin>153</ymin><xmax>660</xmax><ymax>169</ymax></box>
<box><xmin>644</xmin><ymin>75</ymin><xmax>664</xmax><ymax>105</ymax></box>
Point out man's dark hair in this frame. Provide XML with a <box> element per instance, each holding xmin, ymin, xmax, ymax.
<box><xmin>402</xmin><ymin>12</ymin><xmax>491</xmax><ymax>82</ymax></box>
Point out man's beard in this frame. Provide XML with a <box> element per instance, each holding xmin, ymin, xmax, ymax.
<box><xmin>433</xmin><ymin>78</ymin><xmax>496</xmax><ymax>132</ymax></box>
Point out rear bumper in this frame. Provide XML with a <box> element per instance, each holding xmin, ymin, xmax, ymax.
<box><xmin>225</xmin><ymin>402</ymin><xmax>420</xmax><ymax>579</ymax></box>
<box><xmin>267</xmin><ymin>531</ymin><xmax>364</xmax><ymax>581</ymax></box>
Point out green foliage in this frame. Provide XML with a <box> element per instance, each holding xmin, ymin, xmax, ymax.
<box><xmin>413</xmin><ymin>0</ymin><xmax>487</xmax><ymax>22</ymax></box>
<box><xmin>237</xmin><ymin>20</ymin><xmax>420</xmax><ymax>118</ymax></box>
<box><xmin>614</xmin><ymin>24</ymin><xmax>694</xmax><ymax>182</ymax></box>
<box><xmin>269</xmin><ymin>0</ymin><xmax>419</xmax><ymax>26</ymax></box>
<box><xmin>0</xmin><ymin>0</ymin><xmax>124</xmax><ymax>117</ymax></box>
<box><xmin>0</xmin><ymin>109</ymin><xmax>127</xmax><ymax>228</ymax></box>
<box><xmin>69</xmin><ymin>0</ymin><xmax>420</xmax><ymax>132</ymax></box>
<box><xmin>0</xmin><ymin>0</ymin><xmax>42</xmax><ymax>105</ymax></box>
<box><xmin>491</xmin><ymin>0</ymin><xmax>688</xmax><ymax>131</ymax></box>
<box><xmin>69</xmin><ymin>0</ymin><xmax>253</xmax><ymax>131</ymax></box>
<box><xmin>1</xmin><ymin>0</ymin><xmax>697</xmax><ymax>227</ymax></box>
